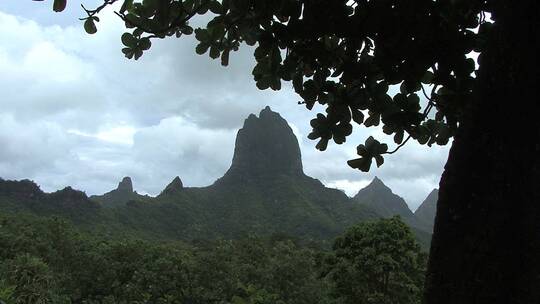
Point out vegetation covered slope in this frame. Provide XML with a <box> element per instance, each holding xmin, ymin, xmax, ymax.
<box><xmin>0</xmin><ymin>213</ymin><xmax>426</xmax><ymax>304</ymax></box>
<box><xmin>106</xmin><ymin>107</ymin><xmax>380</xmax><ymax>241</ymax></box>
<box><xmin>0</xmin><ymin>178</ymin><xmax>104</xmax><ymax>227</ymax></box>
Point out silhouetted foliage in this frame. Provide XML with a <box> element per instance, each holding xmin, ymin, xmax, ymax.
<box><xmin>50</xmin><ymin>0</ymin><xmax>497</xmax><ymax>172</ymax></box>
<box><xmin>35</xmin><ymin>1</ymin><xmax>540</xmax><ymax>302</ymax></box>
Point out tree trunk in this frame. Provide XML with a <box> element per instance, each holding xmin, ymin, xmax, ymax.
<box><xmin>423</xmin><ymin>2</ymin><xmax>539</xmax><ymax>304</ymax></box>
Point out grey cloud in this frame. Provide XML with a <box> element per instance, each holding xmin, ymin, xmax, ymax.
<box><xmin>0</xmin><ymin>8</ymin><xmax>449</xmax><ymax>210</ymax></box>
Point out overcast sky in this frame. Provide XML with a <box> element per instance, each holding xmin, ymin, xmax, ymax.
<box><xmin>0</xmin><ymin>1</ymin><xmax>450</xmax><ymax>210</ymax></box>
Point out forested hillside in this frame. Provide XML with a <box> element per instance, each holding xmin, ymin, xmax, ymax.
<box><xmin>0</xmin><ymin>214</ymin><xmax>426</xmax><ymax>304</ymax></box>
<box><xmin>0</xmin><ymin>107</ymin><xmax>435</xmax><ymax>303</ymax></box>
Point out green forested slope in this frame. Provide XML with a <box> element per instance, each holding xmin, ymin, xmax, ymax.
<box><xmin>0</xmin><ymin>214</ymin><xmax>426</xmax><ymax>304</ymax></box>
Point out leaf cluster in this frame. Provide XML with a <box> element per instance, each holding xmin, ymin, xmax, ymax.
<box><xmin>45</xmin><ymin>0</ymin><xmax>494</xmax><ymax>171</ymax></box>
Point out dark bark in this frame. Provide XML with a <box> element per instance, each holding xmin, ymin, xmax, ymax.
<box><xmin>424</xmin><ymin>2</ymin><xmax>539</xmax><ymax>304</ymax></box>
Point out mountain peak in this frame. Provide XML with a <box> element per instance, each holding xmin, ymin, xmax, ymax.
<box><xmin>370</xmin><ymin>176</ymin><xmax>387</xmax><ymax>187</ymax></box>
<box><xmin>414</xmin><ymin>188</ymin><xmax>439</xmax><ymax>231</ymax></box>
<box><xmin>117</xmin><ymin>176</ymin><xmax>133</xmax><ymax>193</ymax></box>
<box><xmin>353</xmin><ymin>177</ymin><xmax>415</xmax><ymax>220</ymax></box>
<box><xmin>424</xmin><ymin>189</ymin><xmax>439</xmax><ymax>202</ymax></box>
<box><xmin>220</xmin><ymin>107</ymin><xmax>304</xmax><ymax>181</ymax></box>
<box><xmin>259</xmin><ymin>105</ymin><xmax>276</xmax><ymax>118</ymax></box>
<box><xmin>89</xmin><ymin>176</ymin><xmax>145</xmax><ymax>208</ymax></box>
<box><xmin>160</xmin><ymin>176</ymin><xmax>184</xmax><ymax>195</ymax></box>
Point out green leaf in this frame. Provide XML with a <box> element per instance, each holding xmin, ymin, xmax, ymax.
<box><xmin>256</xmin><ymin>77</ymin><xmax>271</xmax><ymax>90</ymax></box>
<box><xmin>122</xmin><ymin>47</ymin><xmax>134</xmax><ymax>59</ymax></box>
<box><xmin>121</xmin><ymin>33</ymin><xmax>138</xmax><ymax>48</ymax></box>
<box><xmin>316</xmin><ymin>138</ymin><xmax>329</xmax><ymax>151</ymax></box>
<box><xmin>270</xmin><ymin>77</ymin><xmax>281</xmax><ymax>90</ymax></box>
<box><xmin>374</xmin><ymin>155</ymin><xmax>384</xmax><ymax>167</ymax></box>
<box><xmin>374</xmin><ymin>82</ymin><xmax>388</xmax><ymax>96</ymax></box>
<box><xmin>181</xmin><ymin>26</ymin><xmax>194</xmax><ymax>35</ymax></box>
<box><xmin>347</xmin><ymin>157</ymin><xmax>372</xmax><ymax>172</ymax></box>
<box><xmin>365</xmin><ymin>136</ymin><xmax>377</xmax><ymax>150</ymax></box>
<box><xmin>420</xmin><ymin>71</ymin><xmax>434</xmax><ymax>84</ymax></box>
<box><xmin>209</xmin><ymin>46</ymin><xmax>220</xmax><ymax>59</ymax></box>
<box><xmin>377</xmin><ymin>142</ymin><xmax>388</xmax><ymax>154</ymax></box>
<box><xmin>84</xmin><ymin>19</ymin><xmax>97</xmax><ymax>34</ymax></box>
<box><xmin>394</xmin><ymin>130</ymin><xmax>404</xmax><ymax>144</ymax></box>
<box><xmin>124</xmin><ymin>13</ymin><xmax>140</xmax><ymax>28</ymax></box>
<box><xmin>352</xmin><ymin>109</ymin><xmax>364</xmax><ymax>125</ymax></box>
<box><xmin>139</xmin><ymin>38</ymin><xmax>151</xmax><ymax>51</ymax></box>
<box><xmin>194</xmin><ymin>29</ymin><xmax>210</xmax><ymax>42</ymax></box>
<box><xmin>142</xmin><ymin>0</ymin><xmax>158</xmax><ymax>10</ymax></box>
<box><xmin>53</xmin><ymin>0</ymin><xmax>67</xmax><ymax>12</ymax></box>
<box><xmin>254</xmin><ymin>46</ymin><xmax>269</xmax><ymax>60</ymax></box>
<box><xmin>406</xmin><ymin>94</ymin><xmax>421</xmax><ymax>112</ymax></box>
<box><xmin>307</xmin><ymin>130</ymin><xmax>320</xmax><ymax>140</ymax></box>
<box><xmin>221</xmin><ymin>49</ymin><xmax>230</xmax><ymax>66</ymax></box>
<box><xmin>195</xmin><ymin>43</ymin><xmax>210</xmax><ymax>55</ymax></box>
<box><xmin>133</xmin><ymin>28</ymin><xmax>144</xmax><ymax>37</ymax></box>
<box><xmin>134</xmin><ymin>49</ymin><xmax>143</xmax><ymax>60</ymax></box>
<box><xmin>209</xmin><ymin>0</ymin><xmax>224</xmax><ymax>14</ymax></box>
<box><xmin>364</xmin><ymin>113</ymin><xmax>380</xmax><ymax>127</ymax></box>
<box><xmin>120</xmin><ymin>0</ymin><xmax>134</xmax><ymax>14</ymax></box>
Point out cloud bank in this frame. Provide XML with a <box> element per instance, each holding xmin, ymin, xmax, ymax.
<box><xmin>0</xmin><ymin>5</ymin><xmax>449</xmax><ymax>210</ymax></box>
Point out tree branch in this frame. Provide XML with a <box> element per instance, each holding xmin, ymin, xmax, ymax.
<box><xmin>80</xmin><ymin>0</ymin><xmax>118</xmax><ymax>20</ymax></box>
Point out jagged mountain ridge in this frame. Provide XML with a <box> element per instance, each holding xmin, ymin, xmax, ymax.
<box><xmin>0</xmin><ymin>107</ymin><xmax>435</xmax><ymax>245</ymax></box>
<box><xmin>0</xmin><ymin>178</ymin><xmax>103</xmax><ymax>225</ymax></box>
<box><xmin>353</xmin><ymin>177</ymin><xmax>415</xmax><ymax>218</ymax></box>
<box><xmin>414</xmin><ymin>189</ymin><xmax>438</xmax><ymax>231</ymax></box>
<box><xmin>117</xmin><ymin>107</ymin><xmax>379</xmax><ymax>239</ymax></box>
<box><xmin>90</xmin><ymin>176</ymin><xmax>150</xmax><ymax>208</ymax></box>
<box><xmin>352</xmin><ymin>177</ymin><xmax>432</xmax><ymax>232</ymax></box>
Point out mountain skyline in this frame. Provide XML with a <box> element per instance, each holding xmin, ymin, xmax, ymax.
<box><xmin>2</xmin><ymin>107</ymin><xmax>438</xmax><ymax>215</ymax></box>
<box><xmin>48</xmin><ymin>106</ymin><xmax>441</xmax><ymax>212</ymax></box>
<box><xmin>0</xmin><ymin>106</ymin><xmax>439</xmax><ymax>213</ymax></box>
<box><xmin>0</xmin><ymin>107</ymin><xmax>435</xmax><ymax>247</ymax></box>
<box><xmin>0</xmin><ymin>7</ymin><xmax>448</xmax><ymax>210</ymax></box>
<box><xmin>1</xmin><ymin>174</ymin><xmax>435</xmax><ymax>214</ymax></box>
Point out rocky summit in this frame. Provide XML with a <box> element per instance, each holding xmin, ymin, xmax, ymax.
<box><xmin>117</xmin><ymin>176</ymin><xmax>134</xmax><ymax>193</ymax></box>
<box><xmin>220</xmin><ymin>106</ymin><xmax>304</xmax><ymax>182</ymax></box>
<box><xmin>90</xmin><ymin>176</ymin><xmax>149</xmax><ymax>208</ymax></box>
<box><xmin>160</xmin><ymin>176</ymin><xmax>184</xmax><ymax>196</ymax></box>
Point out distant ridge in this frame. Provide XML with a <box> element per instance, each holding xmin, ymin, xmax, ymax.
<box><xmin>352</xmin><ymin>177</ymin><xmax>431</xmax><ymax>234</ymax></box>
<box><xmin>353</xmin><ymin>177</ymin><xmax>415</xmax><ymax>219</ymax></box>
<box><xmin>0</xmin><ymin>178</ymin><xmax>101</xmax><ymax>225</ymax></box>
<box><xmin>90</xmin><ymin>176</ymin><xmax>150</xmax><ymax>208</ymax></box>
<box><xmin>414</xmin><ymin>189</ymin><xmax>438</xmax><ymax>231</ymax></box>
<box><xmin>0</xmin><ymin>107</ymin><xmax>433</xmax><ymax>247</ymax></box>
